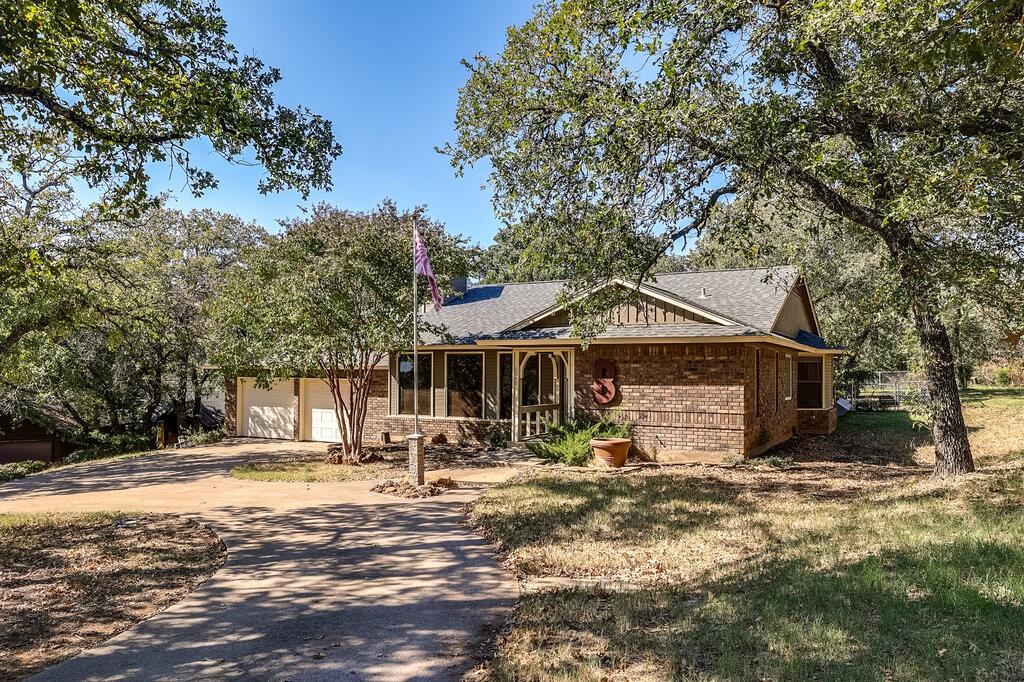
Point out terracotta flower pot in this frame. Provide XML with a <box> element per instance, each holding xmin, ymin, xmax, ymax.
<box><xmin>590</xmin><ymin>437</ymin><xmax>631</xmax><ymax>468</ymax></box>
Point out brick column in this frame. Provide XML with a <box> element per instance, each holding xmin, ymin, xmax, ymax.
<box><xmin>407</xmin><ymin>434</ymin><xmax>425</xmax><ymax>485</ymax></box>
<box><xmin>224</xmin><ymin>376</ymin><xmax>238</xmax><ymax>436</ymax></box>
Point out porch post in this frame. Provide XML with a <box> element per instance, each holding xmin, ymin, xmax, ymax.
<box><xmin>552</xmin><ymin>354</ymin><xmax>561</xmax><ymax>426</ymax></box>
<box><xmin>511</xmin><ymin>348</ymin><xmax>521</xmax><ymax>442</ymax></box>
<box><xmin>567</xmin><ymin>349</ymin><xmax>576</xmax><ymax>421</ymax></box>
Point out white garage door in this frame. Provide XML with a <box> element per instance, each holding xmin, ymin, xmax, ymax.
<box><xmin>240</xmin><ymin>379</ymin><xmax>294</xmax><ymax>440</ymax></box>
<box><xmin>303</xmin><ymin>379</ymin><xmax>349</xmax><ymax>442</ymax></box>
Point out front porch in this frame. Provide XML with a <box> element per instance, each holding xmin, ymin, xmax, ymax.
<box><xmin>507</xmin><ymin>348</ymin><xmax>576</xmax><ymax>442</ymax></box>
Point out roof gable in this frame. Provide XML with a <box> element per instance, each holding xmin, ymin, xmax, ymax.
<box><xmin>770</xmin><ymin>280</ymin><xmax>820</xmax><ymax>337</ymax></box>
<box><xmin>421</xmin><ymin>266</ymin><xmax>806</xmax><ymax>343</ymax></box>
<box><xmin>510</xmin><ymin>278</ymin><xmax>736</xmax><ymax>332</ymax></box>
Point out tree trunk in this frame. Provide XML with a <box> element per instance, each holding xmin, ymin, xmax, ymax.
<box><xmin>881</xmin><ymin>231</ymin><xmax>975</xmax><ymax>477</ymax></box>
<box><xmin>909</xmin><ymin>298</ymin><xmax>975</xmax><ymax>476</ymax></box>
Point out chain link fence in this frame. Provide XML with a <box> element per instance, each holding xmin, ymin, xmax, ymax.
<box><xmin>849</xmin><ymin>371</ymin><xmax>929</xmax><ymax>411</ymax></box>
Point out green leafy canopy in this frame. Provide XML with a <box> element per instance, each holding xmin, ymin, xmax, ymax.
<box><xmin>0</xmin><ymin>0</ymin><xmax>341</xmax><ymax>202</ymax></box>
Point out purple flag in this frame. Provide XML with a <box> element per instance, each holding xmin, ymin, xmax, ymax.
<box><xmin>413</xmin><ymin>225</ymin><xmax>442</xmax><ymax>312</ymax></box>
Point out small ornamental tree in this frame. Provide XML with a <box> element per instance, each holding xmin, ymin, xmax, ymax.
<box><xmin>447</xmin><ymin>0</ymin><xmax>1024</xmax><ymax>476</ymax></box>
<box><xmin>213</xmin><ymin>203</ymin><xmax>467</xmax><ymax>463</ymax></box>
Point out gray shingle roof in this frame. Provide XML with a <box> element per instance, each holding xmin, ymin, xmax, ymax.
<box><xmin>421</xmin><ymin>280</ymin><xmax>564</xmax><ymax>343</ymax></box>
<box><xmin>422</xmin><ymin>266</ymin><xmax>803</xmax><ymax>344</ymax></box>
<box><xmin>647</xmin><ymin>267</ymin><xmax>798</xmax><ymax>331</ymax></box>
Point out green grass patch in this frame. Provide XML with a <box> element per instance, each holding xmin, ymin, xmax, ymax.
<box><xmin>230</xmin><ymin>458</ymin><xmax>403</xmax><ymax>482</ymax></box>
<box><xmin>961</xmin><ymin>386</ymin><xmax>1024</xmax><ymax>409</ymax></box>
<box><xmin>479</xmin><ymin>467</ymin><xmax>1024</xmax><ymax>680</ymax></box>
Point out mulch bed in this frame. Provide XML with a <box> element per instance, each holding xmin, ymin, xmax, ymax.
<box><xmin>0</xmin><ymin>513</ymin><xmax>225</xmax><ymax>680</ymax></box>
<box><xmin>370</xmin><ymin>476</ymin><xmax>459</xmax><ymax>498</ymax></box>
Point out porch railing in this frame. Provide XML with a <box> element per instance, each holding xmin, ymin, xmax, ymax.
<box><xmin>519</xmin><ymin>403</ymin><xmax>560</xmax><ymax>439</ymax></box>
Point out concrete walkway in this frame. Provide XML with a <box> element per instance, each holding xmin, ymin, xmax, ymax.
<box><xmin>0</xmin><ymin>441</ymin><xmax>522</xmax><ymax>681</ymax></box>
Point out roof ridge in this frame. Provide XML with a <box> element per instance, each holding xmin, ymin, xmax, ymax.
<box><xmin>468</xmin><ymin>278</ymin><xmax>567</xmax><ymax>288</ymax></box>
<box><xmin>652</xmin><ymin>265</ymin><xmax>797</xmax><ymax>277</ymax></box>
<box><xmin>472</xmin><ymin>265</ymin><xmax>797</xmax><ymax>288</ymax></box>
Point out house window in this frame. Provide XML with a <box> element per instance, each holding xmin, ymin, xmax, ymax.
<box><xmin>397</xmin><ymin>353</ymin><xmax>431</xmax><ymax>415</ymax></box>
<box><xmin>447</xmin><ymin>353</ymin><xmax>484</xmax><ymax>419</ymax></box>
<box><xmin>797</xmin><ymin>357</ymin><xmax>824</xmax><ymax>409</ymax></box>
<box><xmin>498</xmin><ymin>353</ymin><xmax>513</xmax><ymax>419</ymax></box>
<box><xmin>784</xmin><ymin>355</ymin><xmax>793</xmax><ymax>400</ymax></box>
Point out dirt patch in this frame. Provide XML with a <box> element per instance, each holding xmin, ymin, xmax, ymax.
<box><xmin>0</xmin><ymin>513</ymin><xmax>225</xmax><ymax>680</ymax></box>
<box><xmin>371</xmin><ymin>476</ymin><xmax>459</xmax><ymax>498</ymax></box>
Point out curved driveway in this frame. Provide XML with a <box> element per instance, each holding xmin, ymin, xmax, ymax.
<box><xmin>0</xmin><ymin>441</ymin><xmax>520</xmax><ymax>681</ymax></box>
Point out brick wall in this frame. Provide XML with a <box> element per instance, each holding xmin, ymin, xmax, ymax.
<box><xmin>290</xmin><ymin>378</ymin><xmax>301</xmax><ymax>441</ymax></box>
<box><xmin>574</xmin><ymin>343</ymin><xmax>748</xmax><ymax>459</ymax></box>
<box><xmin>797</xmin><ymin>407</ymin><xmax>838</xmax><ymax>435</ymax></box>
<box><xmin>744</xmin><ymin>347</ymin><xmax>798</xmax><ymax>454</ymax></box>
<box><xmin>573</xmin><ymin>343</ymin><xmax>803</xmax><ymax>460</ymax></box>
<box><xmin>378</xmin><ymin>415</ymin><xmax>508</xmax><ymax>445</ymax></box>
<box><xmin>228</xmin><ymin>343</ymin><xmax>821</xmax><ymax>456</ymax></box>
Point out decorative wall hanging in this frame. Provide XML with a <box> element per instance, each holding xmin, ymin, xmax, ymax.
<box><xmin>591</xmin><ymin>358</ymin><xmax>618</xmax><ymax>404</ymax></box>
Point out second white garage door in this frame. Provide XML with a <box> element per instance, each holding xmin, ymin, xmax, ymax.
<box><xmin>240</xmin><ymin>379</ymin><xmax>294</xmax><ymax>440</ymax></box>
<box><xmin>303</xmin><ymin>379</ymin><xmax>349</xmax><ymax>442</ymax></box>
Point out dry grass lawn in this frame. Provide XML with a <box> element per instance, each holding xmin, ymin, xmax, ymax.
<box><xmin>0</xmin><ymin>513</ymin><xmax>225</xmax><ymax>680</ymax></box>
<box><xmin>470</xmin><ymin>387</ymin><xmax>1024</xmax><ymax>681</ymax></box>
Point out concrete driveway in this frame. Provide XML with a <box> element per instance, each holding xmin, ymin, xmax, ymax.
<box><xmin>0</xmin><ymin>440</ymin><xmax>521</xmax><ymax>681</ymax></box>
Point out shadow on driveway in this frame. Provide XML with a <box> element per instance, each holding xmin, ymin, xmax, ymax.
<box><xmin>1</xmin><ymin>440</ymin><xmax>517</xmax><ymax>681</ymax></box>
<box><xmin>0</xmin><ymin>439</ymin><xmax>320</xmax><ymax>499</ymax></box>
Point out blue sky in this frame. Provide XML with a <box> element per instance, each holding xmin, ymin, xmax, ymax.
<box><xmin>154</xmin><ymin>0</ymin><xmax>534</xmax><ymax>246</ymax></box>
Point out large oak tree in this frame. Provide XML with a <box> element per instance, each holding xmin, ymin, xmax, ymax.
<box><xmin>447</xmin><ymin>0</ymin><xmax>1024</xmax><ymax>476</ymax></box>
<box><xmin>0</xmin><ymin>0</ymin><xmax>341</xmax><ymax>201</ymax></box>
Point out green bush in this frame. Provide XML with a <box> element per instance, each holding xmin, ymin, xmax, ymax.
<box><xmin>65</xmin><ymin>432</ymin><xmax>152</xmax><ymax>464</ymax></box>
<box><xmin>996</xmin><ymin>367</ymin><xmax>1012</xmax><ymax>386</ymax></box>
<box><xmin>181</xmin><ymin>427</ymin><xmax>228</xmax><ymax>447</ymax></box>
<box><xmin>486</xmin><ymin>421</ymin><xmax>511</xmax><ymax>449</ymax></box>
<box><xmin>0</xmin><ymin>460</ymin><xmax>48</xmax><ymax>482</ymax></box>
<box><xmin>527</xmin><ymin>418</ymin><xmax>632</xmax><ymax>466</ymax></box>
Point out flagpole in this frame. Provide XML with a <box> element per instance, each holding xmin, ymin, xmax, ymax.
<box><xmin>408</xmin><ymin>217</ymin><xmax>426</xmax><ymax>486</ymax></box>
<box><xmin>412</xmin><ymin>217</ymin><xmax>419</xmax><ymax>437</ymax></box>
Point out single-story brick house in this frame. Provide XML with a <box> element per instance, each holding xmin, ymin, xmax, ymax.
<box><xmin>224</xmin><ymin>267</ymin><xmax>844</xmax><ymax>461</ymax></box>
